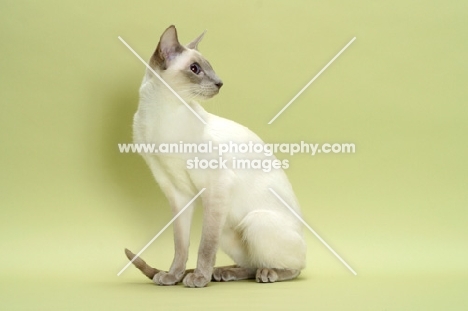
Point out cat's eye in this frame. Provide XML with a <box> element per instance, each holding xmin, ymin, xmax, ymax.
<box><xmin>190</xmin><ymin>63</ymin><xmax>201</xmax><ymax>75</ymax></box>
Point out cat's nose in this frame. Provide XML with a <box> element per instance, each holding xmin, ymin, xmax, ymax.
<box><xmin>215</xmin><ymin>81</ymin><xmax>223</xmax><ymax>89</ymax></box>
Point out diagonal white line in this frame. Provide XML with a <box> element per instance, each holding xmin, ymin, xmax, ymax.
<box><xmin>268</xmin><ymin>37</ymin><xmax>356</xmax><ymax>124</ymax></box>
<box><xmin>117</xmin><ymin>188</ymin><xmax>206</xmax><ymax>276</ymax></box>
<box><xmin>268</xmin><ymin>188</ymin><xmax>357</xmax><ymax>275</ymax></box>
<box><xmin>118</xmin><ymin>36</ymin><xmax>207</xmax><ymax>125</ymax></box>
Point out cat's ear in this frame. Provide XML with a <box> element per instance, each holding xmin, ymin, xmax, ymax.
<box><xmin>151</xmin><ymin>25</ymin><xmax>185</xmax><ymax>70</ymax></box>
<box><xmin>186</xmin><ymin>30</ymin><xmax>207</xmax><ymax>50</ymax></box>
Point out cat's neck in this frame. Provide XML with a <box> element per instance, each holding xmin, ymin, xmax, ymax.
<box><xmin>135</xmin><ymin>73</ymin><xmax>209</xmax><ymax>143</ymax></box>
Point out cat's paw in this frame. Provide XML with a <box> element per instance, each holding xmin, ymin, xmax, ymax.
<box><xmin>212</xmin><ymin>268</ymin><xmax>236</xmax><ymax>282</ymax></box>
<box><xmin>256</xmin><ymin>268</ymin><xmax>278</xmax><ymax>283</ymax></box>
<box><xmin>152</xmin><ymin>271</ymin><xmax>180</xmax><ymax>286</ymax></box>
<box><xmin>183</xmin><ymin>272</ymin><xmax>210</xmax><ymax>288</ymax></box>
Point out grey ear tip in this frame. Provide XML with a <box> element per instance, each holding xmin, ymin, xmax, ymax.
<box><xmin>166</xmin><ymin>25</ymin><xmax>177</xmax><ymax>33</ymax></box>
<box><xmin>186</xmin><ymin>29</ymin><xmax>208</xmax><ymax>49</ymax></box>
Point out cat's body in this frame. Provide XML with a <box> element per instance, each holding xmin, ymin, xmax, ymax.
<box><xmin>126</xmin><ymin>25</ymin><xmax>306</xmax><ymax>288</ymax></box>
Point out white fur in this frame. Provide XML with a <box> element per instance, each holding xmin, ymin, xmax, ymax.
<box><xmin>134</xmin><ymin>49</ymin><xmax>306</xmax><ymax>271</ymax></box>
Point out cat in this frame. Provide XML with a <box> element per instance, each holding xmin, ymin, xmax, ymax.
<box><xmin>125</xmin><ymin>25</ymin><xmax>306</xmax><ymax>288</ymax></box>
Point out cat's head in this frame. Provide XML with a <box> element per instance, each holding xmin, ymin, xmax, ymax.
<box><xmin>149</xmin><ymin>25</ymin><xmax>223</xmax><ymax>100</ymax></box>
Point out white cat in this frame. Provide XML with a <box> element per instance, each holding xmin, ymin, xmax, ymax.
<box><xmin>125</xmin><ymin>25</ymin><xmax>306</xmax><ymax>288</ymax></box>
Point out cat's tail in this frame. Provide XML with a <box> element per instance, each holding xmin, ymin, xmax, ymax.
<box><xmin>124</xmin><ymin>248</ymin><xmax>160</xmax><ymax>280</ymax></box>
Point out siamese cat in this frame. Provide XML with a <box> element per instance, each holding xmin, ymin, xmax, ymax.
<box><xmin>125</xmin><ymin>25</ymin><xmax>306</xmax><ymax>288</ymax></box>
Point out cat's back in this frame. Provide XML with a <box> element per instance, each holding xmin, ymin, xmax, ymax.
<box><xmin>204</xmin><ymin>113</ymin><xmax>263</xmax><ymax>143</ymax></box>
<box><xmin>204</xmin><ymin>113</ymin><xmax>301</xmax><ymax>216</ymax></box>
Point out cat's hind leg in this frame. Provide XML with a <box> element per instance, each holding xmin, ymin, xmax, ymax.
<box><xmin>211</xmin><ymin>265</ymin><xmax>300</xmax><ymax>283</ymax></box>
<box><xmin>255</xmin><ymin>268</ymin><xmax>301</xmax><ymax>283</ymax></box>
<box><xmin>212</xmin><ymin>227</ymin><xmax>257</xmax><ymax>282</ymax></box>
<box><xmin>239</xmin><ymin>210</ymin><xmax>306</xmax><ymax>283</ymax></box>
<box><xmin>212</xmin><ymin>266</ymin><xmax>256</xmax><ymax>282</ymax></box>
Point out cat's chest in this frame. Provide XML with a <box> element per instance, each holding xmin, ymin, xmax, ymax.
<box><xmin>133</xmin><ymin>105</ymin><xmax>203</xmax><ymax>144</ymax></box>
<box><xmin>156</xmin><ymin>154</ymin><xmax>196</xmax><ymax>194</ymax></box>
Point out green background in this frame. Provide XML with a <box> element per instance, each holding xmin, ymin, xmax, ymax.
<box><xmin>1</xmin><ymin>0</ymin><xmax>467</xmax><ymax>309</ymax></box>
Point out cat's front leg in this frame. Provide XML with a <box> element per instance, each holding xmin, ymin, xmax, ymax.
<box><xmin>152</xmin><ymin>192</ymin><xmax>195</xmax><ymax>286</ymax></box>
<box><xmin>152</xmin><ymin>203</ymin><xmax>194</xmax><ymax>285</ymax></box>
<box><xmin>145</xmin><ymin>158</ymin><xmax>196</xmax><ymax>286</ymax></box>
<box><xmin>152</xmin><ymin>271</ymin><xmax>182</xmax><ymax>286</ymax></box>
<box><xmin>183</xmin><ymin>184</ymin><xmax>230</xmax><ymax>288</ymax></box>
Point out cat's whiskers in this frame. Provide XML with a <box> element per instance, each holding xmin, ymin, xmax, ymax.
<box><xmin>167</xmin><ymin>84</ymin><xmax>220</xmax><ymax>114</ymax></box>
<box><xmin>173</xmin><ymin>86</ymin><xmax>200</xmax><ymax>102</ymax></box>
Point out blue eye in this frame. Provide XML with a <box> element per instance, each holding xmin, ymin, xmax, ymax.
<box><xmin>190</xmin><ymin>63</ymin><xmax>201</xmax><ymax>75</ymax></box>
